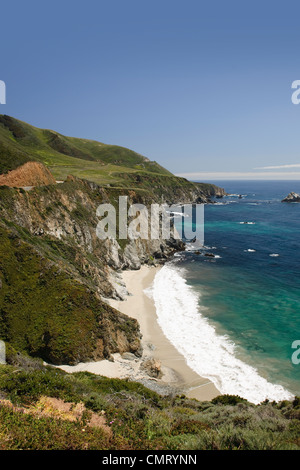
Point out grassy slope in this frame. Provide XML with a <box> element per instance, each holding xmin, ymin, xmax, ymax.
<box><xmin>0</xmin><ymin>115</ymin><xmax>224</xmax><ymax>198</ymax></box>
<box><xmin>0</xmin><ymin>115</ymin><xmax>172</xmax><ymax>184</ymax></box>
<box><xmin>0</xmin><ymin>363</ymin><xmax>299</xmax><ymax>450</ymax></box>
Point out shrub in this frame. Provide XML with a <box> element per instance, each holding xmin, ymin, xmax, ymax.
<box><xmin>211</xmin><ymin>395</ymin><xmax>249</xmax><ymax>406</ymax></box>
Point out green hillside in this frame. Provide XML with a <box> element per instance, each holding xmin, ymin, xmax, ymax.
<box><xmin>0</xmin><ymin>115</ymin><xmax>172</xmax><ymax>183</ymax></box>
<box><xmin>0</xmin><ymin>114</ymin><xmax>226</xmax><ymax>201</ymax></box>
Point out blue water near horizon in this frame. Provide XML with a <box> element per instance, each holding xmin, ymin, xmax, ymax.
<box><xmin>156</xmin><ymin>181</ymin><xmax>300</xmax><ymax>402</ymax></box>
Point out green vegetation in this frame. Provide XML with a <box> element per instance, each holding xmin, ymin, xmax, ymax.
<box><xmin>0</xmin><ymin>115</ymin><xmax>224</xmax><ymax>201</ymax></box>
<box><xmin>0</xmin><ymin>362</ymin><xmax>299</xmax><ymax>450</ymax></box>
<box><xmin>0</xmin><ymin>224</ymin><xmax>140</xmax><ymax>364</ymax></box>
<box><xmin>2</xmin><ymin>114</ymin><xmax>289</xmax><ymax>451</ymax></box>
<box><xmin>0</xmin><ymin>114</ymin><xmax>171</xmax><ymax>181</ymax></box>
<box><xmin>0</xmin><ymin>405</ymin><xmax>111</xmax><ymax>450</ymax></box>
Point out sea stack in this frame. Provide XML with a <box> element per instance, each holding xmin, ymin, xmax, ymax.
<box><xmin>281</xmin><ymin>192</ymin><xmax>300</xmax><ymax>202</ymax></box>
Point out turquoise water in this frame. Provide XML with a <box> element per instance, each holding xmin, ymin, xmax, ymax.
<box><xmin>176</xmin><ymin>181</ymin><xmax>300</xmax><ymax>397</ymax></box>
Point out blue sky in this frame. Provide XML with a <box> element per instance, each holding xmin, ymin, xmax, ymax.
<box><xmin>1</xmin><ymin>0</ymin><xmax>300</xmax><ymax>180</ymax></box>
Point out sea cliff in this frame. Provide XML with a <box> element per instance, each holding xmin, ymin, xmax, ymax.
<box><xmin>0</xmin><ymin>116</ymin><xmax>226</xmax><ymax>366</ymax></box>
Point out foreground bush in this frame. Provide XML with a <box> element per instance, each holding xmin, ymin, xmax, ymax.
<box><xmin>0</xmin><ymin>363</ymin><xmax>299</xmax><ymax>450</ymax></box>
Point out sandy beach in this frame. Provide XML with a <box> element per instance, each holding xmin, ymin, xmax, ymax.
<box><xmin>58</xmin><ymin>265</ymin><xmax>220</xmax><ymax>401</ymax></box>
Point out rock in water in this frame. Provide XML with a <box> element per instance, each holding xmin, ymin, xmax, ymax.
<box><xmin>281</xmin><ymin>192</ymin><xmax>300</xmax><ymax>202</ymax></box>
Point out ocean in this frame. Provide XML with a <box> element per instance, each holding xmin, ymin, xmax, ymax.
<box><xmin>152</xmin><ymin>180</ymin><xmax>300</xmax><ymax>404</ymax></box>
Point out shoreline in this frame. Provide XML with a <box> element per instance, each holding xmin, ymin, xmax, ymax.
<box><xmin>58</xmin><ymin>265</ymin><xmax>220</xmax><ymax>401</ymax></box>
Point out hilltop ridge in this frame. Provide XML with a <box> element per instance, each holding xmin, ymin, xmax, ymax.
<box><xmin>0</xmin><ymin>115</ymin><xmax>226</xmax><ymax>201</ymax></box>
<box><xmin>0</xmin><ymin>114</ymin><xmax>171</xmax><ymax>177</ymax></box>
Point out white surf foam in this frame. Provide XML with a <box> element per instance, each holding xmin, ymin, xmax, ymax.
<box><xmin>152</xmin><ymin>264</ymin><xmax>293</xmax><ymax>404</ymax></box>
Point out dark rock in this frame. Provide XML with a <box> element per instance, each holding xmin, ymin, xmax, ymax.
<box><xmin>281</xmin><ymin>192</ymin><xmax>300</xmax><ymax>202</ymax></box>
<box><xmin>165</xmin><ymin>237</ymin><xmax>185</xmax><ymax>251</ymax></box>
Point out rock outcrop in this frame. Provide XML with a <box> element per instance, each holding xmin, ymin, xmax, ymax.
<box><xmin>0</xmin><ymin>176</ymin><xmax>185</xmax><ymax>297</ymax></box>
<box><xmin>0</xmin><ymin>161</ymin><xmax>56</xmax><ymax>188</ymax></box>
<box><xmin>140</xmin><ymin>358</ymin><xmax>163</xmax><ymax>379</ymax></box>
<box><xmin>282</xmin><ymin>192</ymin><xmax>300</xmax><ymax>203</ymax></box>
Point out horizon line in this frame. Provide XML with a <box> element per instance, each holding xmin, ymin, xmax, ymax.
<box><xmin>175</xmin><ymin>171</ymin><xmax>300</xmax><ymax>181</ymax></box>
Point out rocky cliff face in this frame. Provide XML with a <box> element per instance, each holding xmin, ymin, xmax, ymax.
<box><xmin>0</xmin><ymin>176</ymin><xmax>184</xmax><ymax>296</ymax></box>
<box><xmin>0</xmin><ymin>176</ymin><xmax>184</xmax><ymax>365</ymax></box>
<box><xmin>0</xmin><ymin>172</ymin><xmax>225</xmax><ymax>365</ymax></box>
<box><xmin>114</xmin><ymin>171</ymin><xmax>227</xmax><ymax>205</ymax></box>
<box><xmin>0</xmin><ymin>115</ymin><xmax>227</xmax><ymax>366</ymax></box>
